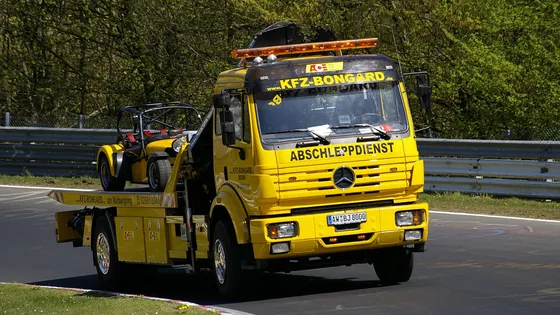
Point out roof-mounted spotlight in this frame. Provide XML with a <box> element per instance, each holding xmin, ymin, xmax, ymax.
<box><xmin>267</xmin><ymin>54</ymin><xmax>278</xmax><ymax>63</ymax></box>
<box><xmin>253</xmin><ymin>56</ymin><xmax>264</xmax><ymax>65</ymax></box>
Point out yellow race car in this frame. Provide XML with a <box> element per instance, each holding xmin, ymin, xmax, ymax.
<box><xmin>96</xmin><ymin>101</ymin><xmax>202</xmax><ymax>192</ymax></box>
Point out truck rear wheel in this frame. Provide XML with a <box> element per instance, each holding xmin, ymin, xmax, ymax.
<box><xmin>373</xmin><ymin>247</ymin><xmax>413</xmax><ymax>284</ymax></box>
<box><xmin>212</xmin><ymin>220</ymin><xmax>244</xmax><ymax>299</ymax></box>
<box><xmin>92</xmin><ymin>215</ymin><xmax>125</xmax><ymax>289</ymax></box>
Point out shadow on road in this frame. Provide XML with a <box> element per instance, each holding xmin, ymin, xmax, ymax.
<box><xmin>30</xmin><ymin>269</ymin><xmax>384</xmax><ymax>306</ymax></box>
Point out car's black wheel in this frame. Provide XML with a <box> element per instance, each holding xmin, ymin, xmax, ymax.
<box><xmin>99</xmin><ymin>155</ymin><xmax>126</xmax><ymax>191</ymax></box>
<box><xmin>92</xmin><ymin>215</ymin><xmax>126</xmax><ymax>289</ymax></box>
<box><xmin>212</xmin><ymin>220</ymin><xmax>245</xmax><ymax>299</ymax></box>
<box><xmin>373</xmin><ymin>247</ymin><xmax>414</xmax><ymax>284</ymax></box>
<box><xmin>147</xmin><ymin>158</ymin><xmax>172</xmax><ymax>192</ymax></box>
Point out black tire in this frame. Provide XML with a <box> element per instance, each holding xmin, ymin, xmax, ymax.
<box><xmin>211</xmin><ymin>220</ymin><xmax>245</xmax><ymax>299</ymax></box>
<box><xmin>373</xmin><ymin>247</ymin><xmax>414</xmax><ymax>284</ymax></box>
<box><xmin>98</xmin><ymin>155</ymin><xmax>126</xmax><ymax>191</ymax></box>
<box><xmin>91</xmin><ymin>215</ymin><xmax>126</xmax><ymax>289</ymax></box>
<box><xmin>147</xmin><ymin>158</ymin><xmax>172</xmax><ymax>192</ymax></box>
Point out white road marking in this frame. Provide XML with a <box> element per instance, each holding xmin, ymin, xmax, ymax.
<box><xmin>4</xmin><ymin>195</ymin><xmax>50</xmax><ymax>203</ymax></box>
<box><xmin>432</xmin><ymin>210</ymin><xmax>560</xmax><ymax>224</ymax></box>
<box><xmin>0</xmin><ymin>191</ymin><xmax>37</xmax><ymax>197</ymax></box>
<box><xmin>358</xmin><ymin>291</ymin><xmax>389</xmax><ymax>297</ymax></box>
<box><xmin>34</xmin><ymin>198</ymin><xmax>60</xmax><ymax>204</ymax></box>
<box><xmin>473</xmin><ymin>223</ymin><xmax>518</xmax><ymax>229</ymax></box>
<box><xmin>431</xmin><ymin>220</ymin><xmax>484</xmax><ymax>224</ymax></box>
<box><xmin>3</xmin><ymin>212</ymin><xmax>53</xmax><ymax>221</ymax></box>
<box><xmin>0</xmin><ymin>184</ymin><xmax>95</xmax><ymax>192</ymax></box>
<box><xmin>0</xmin><ymin>191</ymin><xmax>46</xmax><ymax>201</ymax></box>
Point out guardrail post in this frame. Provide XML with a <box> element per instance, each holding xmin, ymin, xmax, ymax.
<box><xmin>546</xmin><ymin>158</ymin><xmax>554</xmax><ymax>202</ymax></box>
<box><xmin>4</xmin><ymin>112</ymin><xmax>10</xmax><ymax>127</ymax></box>
<box><xmin>78</xmin><ymin>114</ymin><xmax>84</xmax><ymax>129</ymax></box>
<box><xmin>504</xmin><ymin>128</ymin><xmax>511</xmax><ymax>140</ymax></box>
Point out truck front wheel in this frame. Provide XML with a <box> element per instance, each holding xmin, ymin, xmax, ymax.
<box><xmin>373</xmin><ymin>247</ymin><xmax>414</xmax><ymax>284</ymax></box>
<box><xmin>212</xmin><ymin>220</ymin><xmax>244</xmax><ymax>299</ymax></box>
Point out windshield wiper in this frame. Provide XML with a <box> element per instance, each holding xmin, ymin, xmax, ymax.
<box><xmin>265</xmin><ymin>129</ymin><xmax>331</xmax><ymax>145</ymax></box>
<box><xmin>330</xmin><ymin>124</ymin><xmax>391</xmax><ymax>140</ymax></box>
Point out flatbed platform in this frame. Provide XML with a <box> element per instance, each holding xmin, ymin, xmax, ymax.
<box><xmin>48</xmin><ymin>188</ymin><xmax>178</xmax><ymax>208</ymax></box>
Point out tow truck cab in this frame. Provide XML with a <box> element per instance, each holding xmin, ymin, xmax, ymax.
<box><xmin>189</xmin><ymin>38</ymin><xmax>430</xmax><ymax>274</ymax></box>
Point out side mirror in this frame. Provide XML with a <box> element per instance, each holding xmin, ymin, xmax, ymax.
<box><xmin>214</xmin><ymin>92</ymin><xmax>232</xmax><ymax>109</ymax></box>
<box><xmin>416</xmin><ymin>73</ymin><xmax>431</xmax><ymax>111</ymax></box>
<box><xmin>403</xmin><ymin>71</ymin><xmax>432</xmax><ymax>111</ymax></box>
<box><xmin>220</xmin><ymin>110</ymin><xmax>235</xmax><ymax>146</ymax></box>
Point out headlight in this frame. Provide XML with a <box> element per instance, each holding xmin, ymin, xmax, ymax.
<box><xmin>267</xmin><ymin>222</ymin><xmax>298</xmax><ymax>239</ymax></box>
<box><xmin>172</xmin><ymin>137</ymin><xmax>187</xmax><ymax>152</ymax></box>
<box><xmin>395</xmin><ymin>210</ymin><xmax>424</xmax><ymax>226</ymax></box>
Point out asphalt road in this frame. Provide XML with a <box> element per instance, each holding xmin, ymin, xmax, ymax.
<box><xmin>2</xmin><ymin>186</ymin><xmax>560</xmax><ymax>315</ymax></box>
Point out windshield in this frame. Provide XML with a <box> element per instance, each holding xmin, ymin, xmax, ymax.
<box><xmin>255</xmin><ymin>81</ymin><xmax>408</xmax><ymax>143</ymax></box>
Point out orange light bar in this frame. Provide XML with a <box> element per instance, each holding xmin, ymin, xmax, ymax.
<box><xmin>231</xmin><ymin>38</ymin><xmax>379</xmax><ymax>59</ymax></box>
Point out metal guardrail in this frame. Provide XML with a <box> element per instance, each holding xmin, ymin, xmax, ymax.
<box><xmin>418</xmin><ymin>138</ymin><xmax>560</xmax><ymax>199</ymax></box>
<box><xmin>0</xmin><ymin>127</ymin><xmax>114</xmax><ymax>176</ymax></box>
<box><xmin>418</xmin><ymin>139</ymin><xmax>560</xmax><ymax>199</ymax></box>
<box><xmin>417</xmin><ymin>138</ymin><xmax>560</xmax><ymax>159</ymax></box>
<box><xmin>1</xmin><ymin>127</ymin><xmax>559</xmax><ymax>199</ymax></box>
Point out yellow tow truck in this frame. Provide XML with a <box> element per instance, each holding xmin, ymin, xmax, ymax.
<box><xmin>50</xmin><ymin>27</ymin><xmax>431</xmax><ymax>299</ymax></box>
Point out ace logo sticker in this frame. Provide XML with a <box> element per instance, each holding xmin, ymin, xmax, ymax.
<box><xmin>305</xmin><ymin>62</ymin><xmax>344</xmax><ymax>73</ymax></box>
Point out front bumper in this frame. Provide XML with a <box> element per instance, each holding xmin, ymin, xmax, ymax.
<box><xmin>249</xmin><ymin>202</ymin><xmax>429</xmax><ymax>260</ymax></box>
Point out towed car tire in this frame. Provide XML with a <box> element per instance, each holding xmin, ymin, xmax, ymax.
<box><xmin>99</xmin><ymin>155</ymin><xmax>126</xmax><ymax>191</ymax></box>
<box><xmin>147</xmin><ymin>158</ymin><xmax>172</xmax><ymax>192</ymax></box>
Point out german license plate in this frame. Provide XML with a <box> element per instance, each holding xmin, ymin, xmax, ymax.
<box><xmin>327</xmin><ymin>212</ymin><xmax>367</xmax><ymax>226</ymax></box>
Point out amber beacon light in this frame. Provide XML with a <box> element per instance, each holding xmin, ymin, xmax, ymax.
<box><xmin>231</xmin><ymin>38</ymin><xmax>379</xmax><ymax>59</ymax></box>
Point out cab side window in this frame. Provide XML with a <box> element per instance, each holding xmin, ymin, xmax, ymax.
<box><xmin>242</xmin><ymin>95</ymin><xmax>251</xmax><ymax>143</ymax></box>
<box><xmin>229</xmin><ymin>95</ymin><xmax>243</xmax><ymax>140</ymax></box>
<box><xmin>215</xmin><ymin>93</ymin><xmax>251</xmax><ymax>143</ymax></box>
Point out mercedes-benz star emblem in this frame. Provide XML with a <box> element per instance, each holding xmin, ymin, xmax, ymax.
<box><xmin>333</xmin><ymin>166</ymin><xmax>355</xmax><ymax>189</ymax></box>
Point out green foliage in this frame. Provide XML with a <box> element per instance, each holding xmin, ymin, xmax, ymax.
<box><xmin>0</xmin><ymin>0</ymin><xmax>559</xmax><ymax>139</ymax></box>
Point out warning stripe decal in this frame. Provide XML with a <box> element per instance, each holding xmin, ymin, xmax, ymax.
<box><xmin>161</xmin><ymin>194</ymin><xmax>177</xmax><ymax>208</ymax></box>
<box><xmin>50</xmin><ymin>191</ymin><xmax>63</xmax><ymax>203</ymax></box>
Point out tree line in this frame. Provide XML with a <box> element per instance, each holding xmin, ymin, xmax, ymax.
<box><xmin>1</xmin><ymin>0</ymin><xmax>559</xmax><ymax>139</ymax></box>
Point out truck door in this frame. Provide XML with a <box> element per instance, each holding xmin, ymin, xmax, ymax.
<box><xmin>213</xmin><ymin>92</ymin><xmax>256</xmax><ymax>215</ymax></box>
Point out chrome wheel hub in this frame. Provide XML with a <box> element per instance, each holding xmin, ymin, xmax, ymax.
<box><xmin>96</xmin><ymin>233</ymin><xmax>111</xmax><ymax>275</ymax></box>
<box><xmin>214</xmin><ymin>239</ymin><xmax>226</xmax><ymax>284</ymax></box>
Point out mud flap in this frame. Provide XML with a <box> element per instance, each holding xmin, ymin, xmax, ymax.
<box><xmin>193</xmin><ymin>215</ymin><xmax>210</xmax><ymax>259</ymax></box>
<box><xmin>55</xmin><ymin>210</ymin><xmax>81</xmax><ymax>243</ymax></box>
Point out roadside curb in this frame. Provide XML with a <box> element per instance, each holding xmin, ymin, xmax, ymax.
<box><xmin>0</xmin><ymin>282</ymin><xmax>244</xmax><ymax>315</ymax></box>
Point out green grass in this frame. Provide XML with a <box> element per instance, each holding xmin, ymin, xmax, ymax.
<box><xmin>0</xmin><ymin>174</ymin><xmax>102</xmax><ymax>189</ymax></box>
<box><xmin>0</xmin><ymin>283</ymin><xmax>216</xmax><ymax>315</ymax></box>
<box><xmin>0</xmin><ymin>174</ymin><xmax>142</xmax><ymax>190</ymax></box>
<box><xmin>0</xmin><ymin>174</ymin><xmax>559</xmax><ymax>221</ymax></box>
